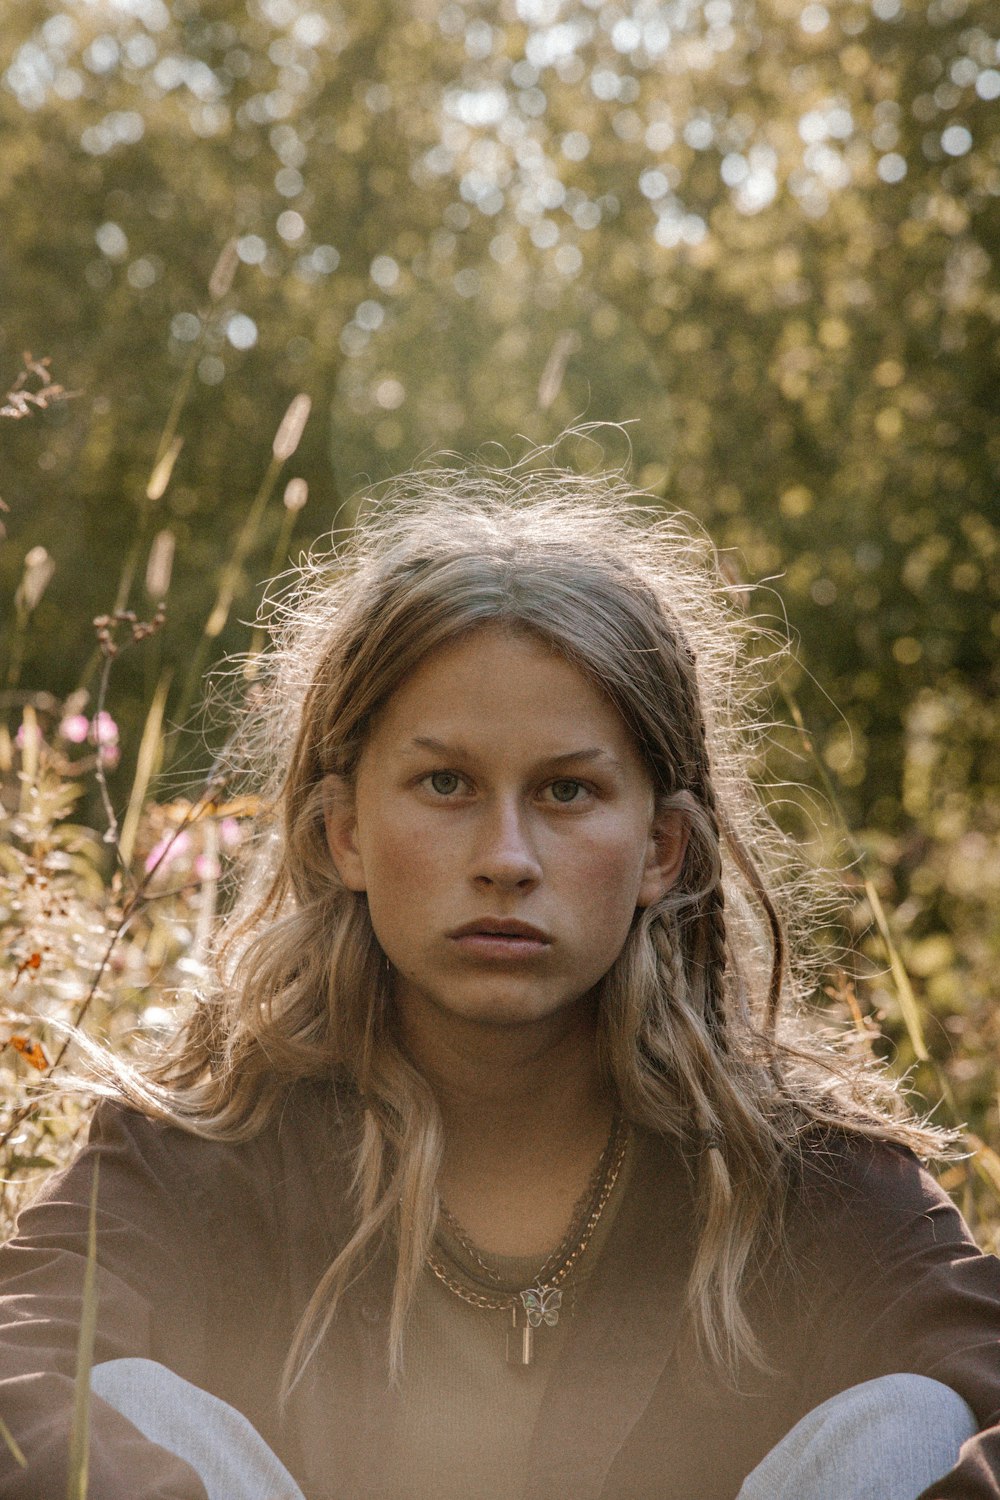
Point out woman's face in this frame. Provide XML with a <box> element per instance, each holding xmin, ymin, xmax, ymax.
<box><xmin>324</xmin><ymin>628</ymin><xmax>686</xmax><ymax>1035</ymax></box>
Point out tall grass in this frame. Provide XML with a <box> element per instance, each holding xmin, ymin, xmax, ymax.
<box><xmin>0</xmin><ymin>297</ymin><xmax>309</xmax><ymax>1229</ymax></box>
<box><xmin>1</xmin><ymin>324</ymin><xmax>999</xmax><ymax>1490</ymax></box>
<box><xmin>65</xmin><ymin>1163</ymin><xmax>99</xmax><ymax>1500</ymax></box>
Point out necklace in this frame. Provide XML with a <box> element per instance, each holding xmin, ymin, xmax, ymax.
<box><xmin>426</xmin><ymin>1112</ymin><xmax>630</xmax><ymax>1366</ymax></box>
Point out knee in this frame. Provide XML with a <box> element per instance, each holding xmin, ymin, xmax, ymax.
<box><xmin>839</xmin><ymin>1373</ymin><xmax>978</xmax><ymax>1447</ymax></box>
<box><xmin>736</xmin><ymin>1373</ymin><xmax>980</xmax><ymax>1500</ymax></box>
<box><xmin>91</xmin><ymin>1357</ymin><xmax>185</xmax><ymax>1405</ymax></box>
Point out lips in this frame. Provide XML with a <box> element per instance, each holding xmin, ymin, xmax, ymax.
<box><xmin>448</xmin><ymin>918</ymin><xmax>551</xmax><ymax>942</ymax></box>
<box><xmin>447</xmin><ymin>918</ymin><xmax>552</xmax><ymax>961</ymax></box>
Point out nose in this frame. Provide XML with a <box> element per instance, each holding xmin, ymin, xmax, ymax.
<box><xmin>471</xmin><ymin>796</ymin><xmax>542</xmax><ymax>891</ymax></box>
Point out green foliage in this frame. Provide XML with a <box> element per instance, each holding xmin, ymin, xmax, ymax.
<box><xmin>0</xmin><ymin>0</ymin><xmax>997</xmax><ymax>1243</ymax></box>
<box><xmin>0</xmin><ymin>697</ymin><xmax>254</xmax><ymax>1233</ymax></box>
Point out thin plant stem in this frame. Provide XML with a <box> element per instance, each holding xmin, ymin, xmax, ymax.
<box><xmin>66</xmin><ymin>1161</ymin><xmax>100</xmax><ymax>1500</ymax></box>
<box><xmin>92</xmin><ymin>654</ymin><xmax>118</xmax><ymax>848</ymax></box>
<box><xmin>246</xmin><ymin>504</ymin><xmax>299</xmax><ymax>663</ymax></box>
<box><xmin>118</xmin><ymin>669</ymin><xmax>172</xmax><ymax>872</ymax></box>
<box><xmin>99</xmin><ymin>241</ymin><xmax>235</xmax><ymax>637</ymax></box>
<box><xmin>0</xmin><ymin>1416</ymin><xmax>26</xmax><ymax>1471</ymax></box>
<box><xmin>169</xmin><ymin>453</ymin><xmax>284</xmax><ymax>747</ymax></box>
<box><xmin>106</xmin><ymin>361</ymin><xmax>196</xmax><ymax>623</ymax></box>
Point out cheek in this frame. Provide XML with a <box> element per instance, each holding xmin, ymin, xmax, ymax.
<box><xmin>561</xmin><ymin>828</ymin><xmax>648</xmax><ymax>928</ymax></box>
<box><xmin>358</xmin><ymin>811</ymin><xmax>444</xmax><ymax>907</ymax></box>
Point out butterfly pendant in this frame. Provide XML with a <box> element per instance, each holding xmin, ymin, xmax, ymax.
<box><xmin>506</xmin><ymin>1286</ymin><xmax>564</xmax><ymax>1366</ymax></box>
<box><xmin>520</xmin><ymin>1284</ymin><xmax>562</xmax><ymax>1329</ymax></box>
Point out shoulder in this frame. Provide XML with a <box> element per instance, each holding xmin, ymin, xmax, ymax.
<box><xmin>791</xmin><ymin>1127</ymin><xmax>956</xmax><ymax>1212</ymax></box>
<box><xmin>22</xmin><ymin>1076</ymin><xmax>360</xmax><ymax>1244</ymax></box>
<box><xmin>782</xmin><ymin>1127</ymin><xmax>979</xmax><ymax>1274</ymax></box>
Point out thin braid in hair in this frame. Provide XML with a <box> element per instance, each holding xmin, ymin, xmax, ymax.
<box><xmin>676</xmin><ymin>629</ymin><xmax>783</xmax><ymax>1045</ymax></box>
<box><xmin>671</xmin><ymin>639</ymin><xmax>730</xmax><ymax>1052</ymax></box>
<box><xmin>716</xmin><ymin>808</ymin><xmax>786</xmax><ymax>1035</ymax></box>
<box><xmin>692</xmin><ymin>787</ymin><xmax>729</xmax><ymax>1050</ymax></box>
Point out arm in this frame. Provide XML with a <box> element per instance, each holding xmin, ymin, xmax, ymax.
<box><xmin>0</xmin><ymin>1102</ymin><xmax>213</xmax><ymax>1499</ymax></box>
<box><xmin>791</xmin><ymin>1136</ymin><xmax>1000</xmax><ymax>1499</ymax></box>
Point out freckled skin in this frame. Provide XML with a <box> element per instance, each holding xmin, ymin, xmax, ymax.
<box><xmin>325</xmin><ymin>629</ymin><xmax>685</xmax><ymax>1038</ymax></box>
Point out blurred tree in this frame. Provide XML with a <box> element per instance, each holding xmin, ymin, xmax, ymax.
<box><xmin>0</xmin><ymin>0</ymin><xmax>997</xmax><ymax>905</ymax></box>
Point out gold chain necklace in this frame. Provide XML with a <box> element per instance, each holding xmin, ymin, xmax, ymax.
<box><xmin>426</xmin><ymin>1113</ymin><xmax>630</xmax><ymax>1366</ymax></box>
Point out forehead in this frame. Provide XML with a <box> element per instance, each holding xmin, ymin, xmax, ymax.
<box><xmin>365</xmin><ymin>627</ymin><xmax>642</xmax><ymax>763</ymax></box>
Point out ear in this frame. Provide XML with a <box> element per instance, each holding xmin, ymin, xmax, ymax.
<box><xmin>321</xmin><ymin>776</ymin><xmax>368</xmax><ymax>892</ymax></box>
<box><xmin>636</xmin><ymin>809</ymin><xmax>689</xmax><ymax>909</ymax></box>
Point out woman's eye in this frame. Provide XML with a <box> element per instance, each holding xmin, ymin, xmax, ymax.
<box><xmin>428</xmin><ymin>771</ymin><xmax>462</xmax><ymax>796</ymax></box>
<box><xmin>548</xmin><ymin>779</ymin><xmax>585</xmax><ymax>804</ymax></box>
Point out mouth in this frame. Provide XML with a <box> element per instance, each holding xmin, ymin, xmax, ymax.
<box><xmin>447</xmin><ymin>918</ymin><xmax>552</xmax><ymax>957</ymax></box>
<box><xmin>449</xmin><ymin>918</ymin><xmax>551</xmax><ymax>942</ymax></box>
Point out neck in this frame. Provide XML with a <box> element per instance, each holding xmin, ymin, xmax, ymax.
<box><xmin>394</xmin><ymin>991</ymin><xmax>616</xmax><ymax>1254</ymax></box>
<box><xmin>399</xmin><ymin>992</ymin><xmax>610</xmax><ymax>1140</ymax></box>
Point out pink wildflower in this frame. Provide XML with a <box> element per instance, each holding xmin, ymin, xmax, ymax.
<box><xmin>144</xmin><ymin>829</ymin><xmax>192</xmax><ymax>874</ymax></box>
<box><xmin>14</xmin><ymin>719</ymin><xmax>43</xmax><ymax>751</ymax></box>
<box><xmin>98</xmin><ymin>743</ymin><xmax>121</xmax><ymax>771</ymax></box>
<box><xmin>194</xmin><ymin>854</ymin><xmax>221</xmax><ymax>882</ymax></box>
<box><xmin>91</xmin><ymin>711</ymin><xmax>119</xmax><ymax>745</ymax></box>
<box><xmin>218</xmin><ymin>817</ymin><xmax>244</xmax><ymax>853</ymax></box>
<box><xmin>59</xmin><ymin>714</ymin><xmax>90</xmax><ymax>744</ymax></box>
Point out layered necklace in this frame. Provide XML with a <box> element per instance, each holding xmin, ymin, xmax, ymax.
<box><xmin>426</xmin><ymin>1112</ymin><xmax>631</xmax><ymax>1367</ymax></box>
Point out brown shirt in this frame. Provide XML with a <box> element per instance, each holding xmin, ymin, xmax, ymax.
<box><xmin>381</xmin><ymin>1133</ymin><xmax>635</xmax><ymax>1500</ymax></box>
<box><xmin>2</xmin><ymin>1082</ymin><xmax>1000</xmax><ymax>1499</ymax></box>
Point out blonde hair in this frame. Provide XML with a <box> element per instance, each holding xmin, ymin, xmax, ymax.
<box><xmin>118</xmin><ymin>456</ymin><xmax>946</xmax><ymax>1393</ymax></box>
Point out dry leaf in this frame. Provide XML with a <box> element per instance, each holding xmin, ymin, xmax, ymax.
<box><xmin>7</xmin><ymin>1036</ymin><xmax>50</xmax><ymax>1072</ymax></box>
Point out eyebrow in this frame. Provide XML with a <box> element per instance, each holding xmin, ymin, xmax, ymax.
<box><xmin>407</xmin><ymin>736</ymin><xmax>625</xmax><ymax>772</ymax></box>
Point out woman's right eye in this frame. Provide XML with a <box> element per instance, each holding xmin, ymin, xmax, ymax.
<box><xmin>427</xmin><ymin>771</ymin><xmax>462</xmax><ymax>796</ymax></box>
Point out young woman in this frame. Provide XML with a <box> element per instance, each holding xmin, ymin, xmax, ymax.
<box><xmin>2</xmin><ymin>463</ymin><xmax>999</xmax><ymax>1500</ymax></box>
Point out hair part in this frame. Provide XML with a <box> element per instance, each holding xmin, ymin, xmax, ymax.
<box><xmin>107</xmin><ymin>454</ymin><xmax>950</xmax><ymax>1395</ymax></box>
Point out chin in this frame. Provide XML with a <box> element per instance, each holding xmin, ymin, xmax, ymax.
<box><xmin>438</xmin><ymin>987</ymin><xmax>585</xmax><ymax>1030</ymax></box>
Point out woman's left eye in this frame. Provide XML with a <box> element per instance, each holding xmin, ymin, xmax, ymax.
<box><xmin>547</xmin><ymin>779</ymin><xmax>586</xmax><ymax>804</ymax></box>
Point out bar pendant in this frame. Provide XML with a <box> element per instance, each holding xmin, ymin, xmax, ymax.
<box><xmin>506</xmin><ymin>1308</ymin><xmax>534</xmax><ymax>1366</ymax></box>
